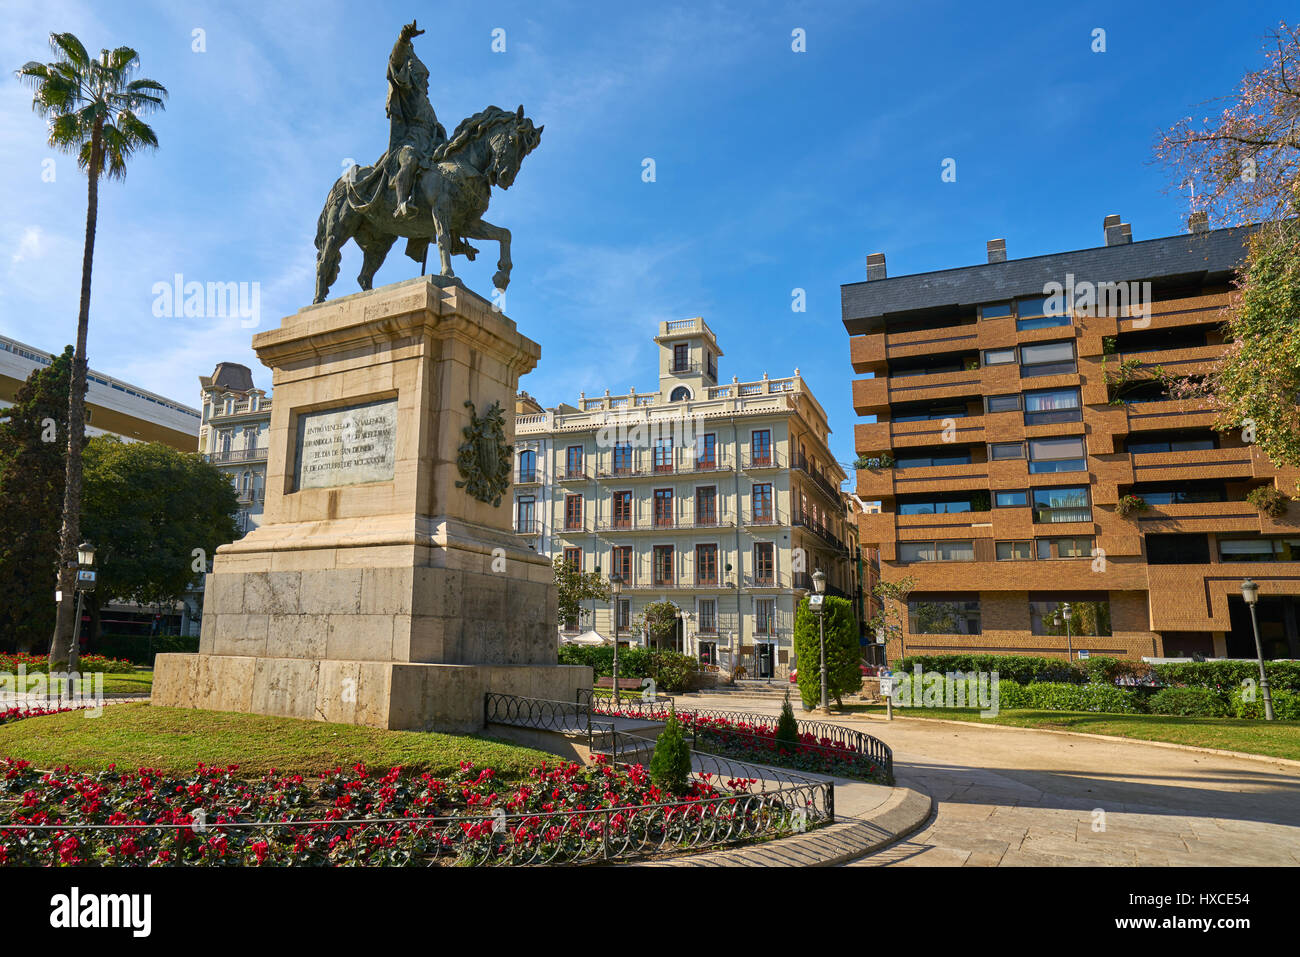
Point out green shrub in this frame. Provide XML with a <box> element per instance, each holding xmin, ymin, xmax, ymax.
<box><xmin>793</xmin><ymin>595</ymin><xmax>859</xmax><ymax>708</ymax></box>
<box><xmin>1018</xmin><ymin>682</ymin><xmax>1141</xmax><ymax>713</ymax></box>
<box><xmin>896</xmin><ymin>654</ymin><xmax>1083</xmax><ymax>685</ymax></box>
<box><xmin>1146</xmin><ymin>686</ymin><xmax>1232</xmax><ymax>717</ymax></box>
<box><xmin>557</xmin><ymin>646</ymin><xmax>700</xmax><ymax>693</ymax></box>
<box><xmin>1153</xmin><ymin>660</ymin><xmax>1300</xmax><ymax>692</ymax></box>
<box><xmin>649</xmin><ymin>708</ymin><xmax>692</xmax><ymax>794</ymax></box>
<box><xmin>93</xmin><ymin>634</ymin><xmax>199</xmax><ymax>667</ymax></box>
<box><xmin>1230</xmin><ymin>686</ymin><xmax>1300</xmax><ymax>720</ymax></box>
<box><xmin>775</xmin><ymin>692</ymin><xmax>800</xmax><ymax>752</ymax></box>
<box><xmin>1245</xmin><ymin>485</ymin><xmax>1290</xmax><ymax>518</ymax></box>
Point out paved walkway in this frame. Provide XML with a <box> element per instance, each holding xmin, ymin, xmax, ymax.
<box><xmin>676</xmin><ymin>693</ymin><xmax>1300</xmax><ymax>867</ymax></box>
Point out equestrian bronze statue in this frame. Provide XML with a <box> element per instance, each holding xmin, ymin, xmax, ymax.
<box><xmin>314</xmin><ymin>20</ymin><xmax>543</xmax><ymax>303</ymax></box>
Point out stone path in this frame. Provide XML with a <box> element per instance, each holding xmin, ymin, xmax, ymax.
<box><xmin>673</xmin><ymin>694</ymin><xmax>1300</xmax><ymax>867</ymax></box>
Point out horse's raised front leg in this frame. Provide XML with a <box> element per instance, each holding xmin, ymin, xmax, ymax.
<box><xmin>462</xmin><ymin>217</ymin><xmax>512</xmax><ymax>290</ymax></box>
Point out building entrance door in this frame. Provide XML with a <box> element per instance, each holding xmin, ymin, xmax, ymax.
<box><xmin>756</xmin><ymin>642</ymin><xmax>775</xmax><ymax>678</ymax></box>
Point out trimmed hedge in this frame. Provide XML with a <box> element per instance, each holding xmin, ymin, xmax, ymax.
<box><xmin>92</xmin><ymin>634</ymin><xmax>199</xmax><ymax>667</ymax></box>
<box><xmin>1153</xmin><ymin>661</ymin><xmax>1300</xmax><ymax>692</ymax></box>
<box><xmin>895</xmin><ymin>654</ymin><xmax>1081</xmax><ymax>685</ymax></box>
<box><xmin>1146</xmin><ymin>686</ymin><xmax>1232</xmax><ymax>717</ymax></box>
<box><xmin>1231</xmin><ymin>686</ymin><xmax>1300</xmax><ymax>720</ymax></box>
<box><xmin>557</xmin><ymin>645</ymin><xmax>702</xmax><ymax>693</ymax></box>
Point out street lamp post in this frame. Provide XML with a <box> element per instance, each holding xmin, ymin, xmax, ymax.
<box><xmin>1241</xmin><ymin>579</ymin><xmax>1275</xmax><ymax>721</ymax></box>
<box><xmin>609</xmin><ymin>573</ymin><xmax>623</xmax><ymax>712</ymax></box>
<box><xmin>70</xmin><ymin>541</ymin><xmax>96</xmax><ymax>674</ymax></box>
<box><xmin>1060</xmin><ymin>601</ymin><xmax>1073</xmax><ymax>661</ymax></box>
<box><xmin>812</xmin><ymin>568</ymin><xmax>828</xmax><ymax>712</ymax></box>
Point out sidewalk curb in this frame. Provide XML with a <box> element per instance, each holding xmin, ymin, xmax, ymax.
<box><xmin>636</xmin><ymin>786</ymin><xmax>933</xmax><ymax>867</ymax></box>
<box><xmin>847</xmin><ymin>711</ymin><xmax>1300</xmax><ymax>770</ymax></box>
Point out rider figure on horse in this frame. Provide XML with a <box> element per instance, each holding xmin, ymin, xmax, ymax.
<box><xmin>387</xmin><ymin>20</ymin><xmax>446</xmax><ymax>221</ymax></box>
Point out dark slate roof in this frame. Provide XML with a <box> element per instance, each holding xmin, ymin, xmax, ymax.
<box><xmin>841</xmin><ymin>225</ymin><xmax>1256</xmax><ymax>335</ymax></box>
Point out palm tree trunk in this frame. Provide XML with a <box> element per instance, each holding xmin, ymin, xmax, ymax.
<box><xmin>49</xmin><ymin>118</ymin><xmax>102</xmax><ymax>670</ymax></box>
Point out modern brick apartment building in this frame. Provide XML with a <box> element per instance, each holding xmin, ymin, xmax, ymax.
<box><xmin>515</xmin><ymin>318</ymin><xmax>868</xmax><ymax>678</ymax></box>
<box><xmin>844</xmin><ymin>218</ymin><xmax>1300</xmax><ymax>662</ymax></box>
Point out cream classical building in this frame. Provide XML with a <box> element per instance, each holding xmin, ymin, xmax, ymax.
<box><xmin>198</xmin><ymin>362</ymin><xmax>271</xmax><ymax>535</ymax></box>
<box><xmin>514</xmin><ymin>318</ymin><xmax>858</xmax><ymax>678</ymax></box>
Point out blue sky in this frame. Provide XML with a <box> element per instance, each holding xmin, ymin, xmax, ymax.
<box><xmin>0</xmin><ymin>0</ymin><xmax>1292</xmax><ymax>472</ymax></box>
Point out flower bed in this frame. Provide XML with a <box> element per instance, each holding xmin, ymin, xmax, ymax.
<box><xmin>0</xmin><ymin>653</ymin><xmax>135</xmax><ymax>675</ymax></box>
<box><xmin>0</xmin><ymin>707</ymin><xmax>77</xmax><ymax>727</ymax></box>
<box><xmin>0</xmin><ymin>757</ymin><xmax>806</xmax><ymax>867</ymax></box>
<box><xmin>592</xmin><ymin>701</ymin><xmax>890</xmax><ymax>784</ymax></box>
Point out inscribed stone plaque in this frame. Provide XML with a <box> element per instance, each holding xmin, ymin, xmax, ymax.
<box><xmin>294</xmin><ymin>398</ymin><xmax>398</xmax><ymax>490</ymax></box>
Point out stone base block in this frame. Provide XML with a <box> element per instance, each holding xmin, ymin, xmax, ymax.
<box><xmin>151</xmin><ymin>652</ymin><xmax>591</xmax><ymax>734</ymax></box>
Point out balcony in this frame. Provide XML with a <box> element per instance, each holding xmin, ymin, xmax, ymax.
<box><xmin>206</xmin><ymin>447</ymin><xmax>268</xmax><ymax>465</ymax></box>
<box><xmin>742</xmin><ymin>509</ymin><xmax>785</xmax><ymax>528</ymax></box>
<box><xmin>791</xmin><ymin>453</ymin><xmax>844</xmax><ymax>501</ymax></box>
<box><xmin>597</xmin><ymin>510</ymin><xmax>736</xmax><ymax>533</ymax></box>
<box><xmin>514</xmin><ymin>469</ymin><xmax>540</xmax><ymax>485</ymax></box>
<box><xmin>1130</xmin><ymin>446</ymin><xmax>1256</xmax><ymax>483</ymax></box>
<box><xmin>792</xmin><ymin>508</ymin><xmax>845</xmax><ymax>550</ymax></box>
<box><xmin>741</xmin><ymin>450</ymin><xmax>784</xmax><ymax>470</ymax></box>
<box><xmin>1125</xmin><ymin>398</ymin><xmax>1217</xmax><ymax>432</ymax></box>
<box><xmin>1135</xmin><ymin>501</ymin><xmax>1262</xmax><ymax>533</ymax></box>
<box><xmin>514</xmin><ymin>519</ymin><xmax>540</xmax><ymax>535</ymax></box>
<box><xmin>558</xmin><ymin>467</ymin><xmax>588</xmax><ymax>483</ymax></box>
<box><xmin>852</xmin><ymin>377</ymin><xmax>889</xmax><ymax>415</ymax></box>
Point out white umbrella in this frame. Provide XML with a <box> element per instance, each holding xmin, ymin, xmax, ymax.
<box><xmin>563</xmin><ymin>630</ymin><xmax>610</xmax><ymax>646</ymax></box>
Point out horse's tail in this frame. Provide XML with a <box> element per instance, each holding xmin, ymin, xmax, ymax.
<box><xmin>315</xmin><ymin>176</ymin><xmax>349</xmax><ymax>251</ymax></box>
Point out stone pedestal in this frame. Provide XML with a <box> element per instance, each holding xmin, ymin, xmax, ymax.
<box><xmin>152</xmin><ymin>277</ymin><xmax>589</xmax><ymax>732</ymax></box>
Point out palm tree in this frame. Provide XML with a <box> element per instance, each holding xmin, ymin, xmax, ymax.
<box><xmin>16</xmin><ymin>34</ymin><xmax>167</xmax><ymax>668</ymax></box>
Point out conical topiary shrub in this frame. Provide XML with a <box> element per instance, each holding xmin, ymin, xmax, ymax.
<box><xmin>775</xmin><ymin>691</ymin><xmax>800</xmax><ymax>754</ymax></box>
<box><xmin>649</xmin><ymin>706</ymin><xmax>692</xmax><ymax>795</ymax></box>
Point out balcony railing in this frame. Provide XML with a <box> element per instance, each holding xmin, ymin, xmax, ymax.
<box><xmin>792</xmin><ymin>509</ymin><xmax>846</xmax><ymax>550</ymax></box>
<box><xmin>514</xmin><ymin>519</ymin><xmax>540</xmax><ymax>535</ymax></box>
<box><xmin>598</xmin><ymin>511</ymin><xmax>736</xmax><ymax>532</ymax></box>
<box><xmin>515</xmin><ymin>469</ymin><xmax>540</xmax><ymax>485</ymax></box>
<box><xmin>206</xmin><ymin>447</ymin><xmax>268</xmax><ymax>464</ymax></box>
<box><xmin>742</xmin><ymin>509</ymin><xmax>785</xmax><ymax>527</ymax></box>
<box><xmin>741</xmin><ymin>450</ymin><xmax>784</xmax><ymax>470</ymax></box>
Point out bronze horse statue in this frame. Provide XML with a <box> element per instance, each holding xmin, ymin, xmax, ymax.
<box><xmin>313</xmin><ymin>104</ymin><xmax>543</xmax><ymax>304</ymax></box>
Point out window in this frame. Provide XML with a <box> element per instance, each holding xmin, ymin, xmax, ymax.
<box><xmin>898</xmin><ymin>540</ymin><xmax>974</xmax><ymax>562</ymax></box>
<box><xmin>612</xmin><ymin>491</ymin><xmax>632</xmax><ymax>528</ymax></box>
<box><xmin>562</xmin><ymin>547</ymin><xmax>582</xmax><ymax>570</ymax></box>
<box><xmin>751</xmin><ymin>430</ymin><xmax>772</xmax><ymax>467</ymax></box>
<box><xmin>696</xmin><ymin>600</ymin><xmax>718</xmax><ymax>634</ymax></box>
<box><xmin>615</xmin><ymin>598</ymin><xmax>631</xmax><ymax>632</ymax></box>
<box><xmin>706</xmin><ymin>352</ymin><xmax>717</xmax><ymax>380</ymax></box>
<box><xmin>564</xmin><ymin>494</ymin><xmax>584</xmax><ymax>530</ymax></box>
<box><xmin>699</xmin><ymin>640</ymin><xmax>717</xmax><ymax>664</ymax></box>
<box><xmin>1019</xmin><ymin>341</ymin><xmax>1076</xmax><ymax>377</ymax></box>
<box><xmin>1128</xmin><ymin>435</ymin><xmax>1216</xmax><ymax>454</ymax></box>
<box><xmin>1028</xmin><ymin>437</ymin><xmax>1086</xmax><ymax>474</ymax></box>
<box><xmin>755</xmin><ymin>598</ymin><xmax>776</xmax><ymax>634</ymax></box>
<box><xmin>1035</xmin><ymin>536</ymin><xmax>1095</xmax><ymax>559</ymax></box>
<box><xmin>1024</xmin><ymin>388</ymin><xmax>1081</xmax><ymax>425</ymax></box>
<box><xmin>983</xmin><ymin>348</ymin><xmax>1016</xmax><ymax>366</ymax></box>
<box><xmin>1016</xmin><ymin>295</ymin><xmax>1071</xmax><ymax>331</ymax></box>
<box><xmin>653</xmin><ymin>545</ymin><xmax>674</xmax><ymax>585</ymax></box>
<box><xmin>990</xmin><ymin>442</ymin><xmax>1024</xmax><ymax>461</ymax></box>
<box><xmin>673</xmin><ymin>343</ymin><xmax>689</xmax><ymax>372</ymax></box>
<box><xmin>654</xmin><ymin>438</ymin><xmax>674</xmax><ymax>473</ymax></box>
<box><xmin>997</xmin><ymin>541</ymin><xmax>1033</xmax><ymax>560</ymax></box>
<box><xmin>565</xmin><ymin>445</ymin><xmax>584</xmax><ymax>478</ymax></box>
<box><xmin>897</xmin><ymin>493</ymin><xmax>979</xmax><ymax>515</ymax></box>
<box><xmin>908</xmin><ymin>597</ymin><xmax>981</xmax><ymax>635</ymax></box>
<box><xmin>654</xmin><ymin>488</ymin><xmax>674</xmax><ymax>526</ymax></box>
<box><xmin>1219</xmin><ymin>538</ymin><xmax>1300</xmax><ymax>562</ymax></box>
<box><xmin>1029</xmin><ymin>599</ymin><xmax>1112</xmax><ymax>636</ymax></box>
<box><xmin>1032</xmin><ymin>487</ymin><xmax>1090</xmax><ymax>524</ymax></box>
<box><xmin>751</xmin><ymin>483</ymin><xmax>773</xmax><ymax>522</ymax></box>
<box><xmin>986</xmin><ymin>394</ymin><xmax>1022</xmax><ymax>414</ymax></box>
<box><xmin>695</xmin><ymin>486</ymin><xmax>717</xmax><ymax>525</ymax></box>
<box><xmin>995</xmin><ymin>490</ymin><xmax>1028</xmax><ymax>508</ymax></box>
<box><xmin>696</xmin><ymin>433</ymin><xmax>716</xmax><ymax>469</ymax></box>
<box><xmin>518</xmin><ymin>449</ymin><xmax>536</xmax><ymax>483</ymax></box>
<box><xmin>980</xmin><ymin>302</ymin><xmax>1013</xmax><ymax>320</ymax></box>
<box><xmin>516</xmin><ymin>496</ymin><xmax>535</xmax><ymax>533</ymax></box>
<box><xmin>895</xmin><ymin>450</ymin><xmax>972</xmax><ymax>469</ymax></box>
<box><xmin>894</xmin><ymin>402</ymin><xmax>969</xmax><ymax>422</ymax></box>
<box><xmin>612</xmin><ymin>443</ymin><xmax>633</xmax><ymax>475</ymax></box>
<box><xmin>1132</xmin><ymin>484</ymin><xmax>1226</xmax><ymax>505</ymax></box>
<box><xmin>670</xmin><ymin>385</ymin><xmax>692</xmax><ymax>402</ymax></box>
<box><xmin>696</xmin><ymin>544</ymin><xmax>718</xmax><ymax>585</ymax></box>
<box><xmin>753</xmin><ymin>542</ymin><xmax>775</xmax><ymax>585</ymax></box>
<box><xmin>611</xmin><ymin>545</ymin><xmax>632</xmax><ymax>584</ymax></box>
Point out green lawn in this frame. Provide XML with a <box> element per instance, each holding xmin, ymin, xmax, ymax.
<box><xmin>41</xmin><ymin>669</ymin><xmax>153</xmax><ymax>696</ymax></box>
<box><xmin>845</xmin><ymin>705</ymin><xmax>1300</xmax><ymax>761</ymax></box>
<box><xmin>0</xmin><ymin>703</ymin><xmax>559</xmax><ymax>779</ymax></box>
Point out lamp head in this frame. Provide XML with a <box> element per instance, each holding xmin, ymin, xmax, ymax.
<box><xmin>1241</xmin><ymin>578</ymin><xmax>1259</xmax><ymax>605</ymax></box>
<box><xmin>77</xmin><ymin>541</ymin><xmax>95</xmax><ymax>567</ymax></box>
<box><xmin>812</xmin><ymin>568</ymin><xmax>826</xmax><ymax>595</ymax></box>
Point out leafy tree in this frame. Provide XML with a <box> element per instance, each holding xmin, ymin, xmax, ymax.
<box><xmin>80</xmin><ymin>436</ymin><xmax>239</xmax><ymax>637</ymax></box>
<box><xmin>649</xmin><ymin>707</ymin><xmax>692</xmax><ymax>794</ymax></box>
<box><xmin>553</xmin><ymin>556</ymin><xmax>609</xmax><ymax>630</ymax></box>
<box><xmin>867</xmin><ymin>575</ymin><xmax>916</xmax><ymax>661</ymax></box>
<box><xmin>775</xmin><ymin>691</ymin><xmax>800</xmax><ymax>753</ymax></box>
<box><xmin>16</xmin><ymin>33</ymin><xmax>168</xmax><ymax>666</ymax></box>
<box><xmin>0</xmin><ymin>348</ymin><xmax>77</xmax><ymax>652</ymax></box>
<box><xmin>792</xmin><ymin>594</ymin><xmax>859</xmax><ymax>710</ymax></box>
<box><xmin>629</xmin><ymin>599</ymin><xmax>680</xmax><ymax>649</ymax></box>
